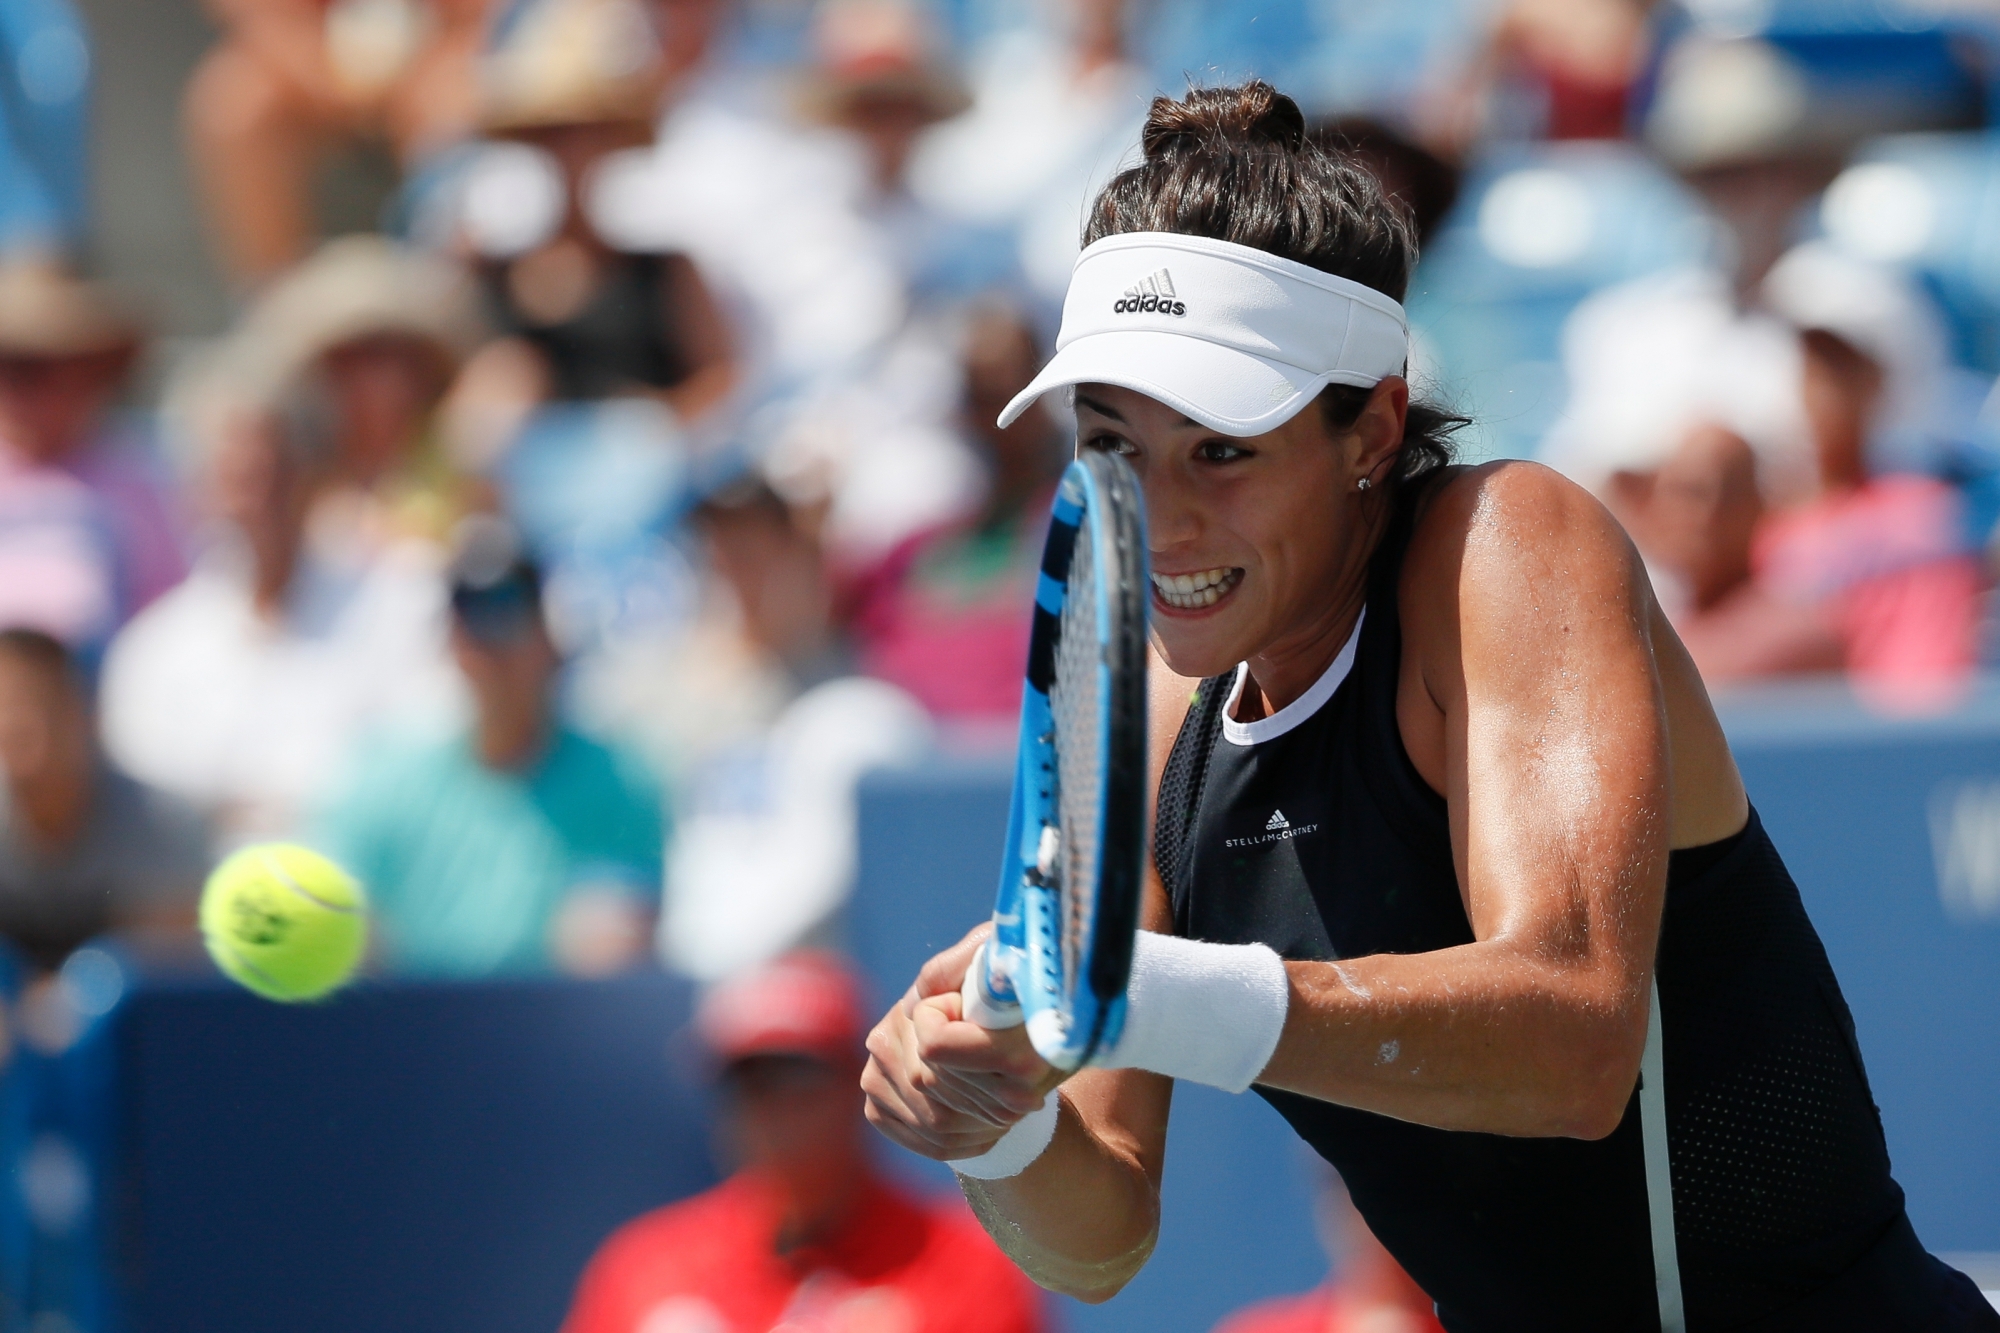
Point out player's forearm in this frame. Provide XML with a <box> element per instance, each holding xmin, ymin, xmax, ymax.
<box><xmin>957</xmin><ymin>1095</ymin><xmax>1159</xmax><ymax>1302</ymax></box>
<box><xmin>1260</xmin><ymin>943</ymin><xmax>1650</xmax><ymax>1139</ymax></box>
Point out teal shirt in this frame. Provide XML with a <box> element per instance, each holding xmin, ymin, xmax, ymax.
<box><xmin>315</xmin><ymin>727</ymin><xmax>665</xmax><ymax>978</ymax></box>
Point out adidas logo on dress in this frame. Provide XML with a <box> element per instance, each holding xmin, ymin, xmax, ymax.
<box><xmin>1266</xmin><ymin>809</ymin><xmax>1290</xmax><ymax>831</ymax></box>
<box><xmin>1112</xmin><ymin>269</ymin><xmax>1187</xmax><ymax>317</ymax></box>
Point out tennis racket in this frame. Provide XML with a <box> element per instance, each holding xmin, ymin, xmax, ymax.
<box><xmin>961</xmin><ymin>448</ymin><xmax>1149</xmax><ymax>1070</ymax></box>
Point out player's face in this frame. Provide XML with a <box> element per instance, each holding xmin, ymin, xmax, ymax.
<box><xmin>1074</xmin><ymin>381</ymin><xmax>1403</xmax><ymax>680</ymax></box>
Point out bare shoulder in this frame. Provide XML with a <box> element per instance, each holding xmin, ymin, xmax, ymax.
<box><xmin>1398</xmin><ymin>462</ymin><xmax>1653</xmax><ymax>707</ymax></box>
<box><xmin>1404</xmin><ymin>461</ymin><xmax>1643</xmax><ymax>609</ymax></box>
<box><xmin>1411</xmin><ymin>461</ymin><xmax>1630</xmax><ymax>560</ymax></box>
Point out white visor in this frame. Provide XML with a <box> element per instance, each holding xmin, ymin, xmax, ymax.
<box><xmin>999</xmin><ymin>231</ymin><xmax>1410</xmax><ymax>438</ymax></box>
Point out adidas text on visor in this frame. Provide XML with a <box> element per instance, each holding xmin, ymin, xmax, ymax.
<box><xmin>998</xmin><ymin>232</ymin><xmax>1410</xmax><ymax>438</ymax></box>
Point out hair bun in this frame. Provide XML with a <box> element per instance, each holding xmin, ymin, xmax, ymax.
<box><xmin>1141</xmin><ymin>80</ymin><xmax>1307</xmax><ymax>161</ymax></box>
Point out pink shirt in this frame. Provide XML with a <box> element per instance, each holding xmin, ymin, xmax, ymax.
<box><xmin>1754</xmin><ymin>475</ymin><xmax>1980</xmax><ymax>708</ymax></box>
<box><xmin>0</xmin><ymin>427</ymin><xmax>187</xmax><ymax>654</ymax></box>
<box><xmin>848</xmin><ymin>497</ymin><xmax>1048</xmax><ymax>721</ymax></box>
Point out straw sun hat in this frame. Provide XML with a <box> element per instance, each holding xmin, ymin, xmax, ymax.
<box><xmin>479</xmin><ymin>0</ymin><xmax>666</xmax><ymax>136</ymax></box>
<box><xmin>795</xmin><ymin>0</ymin><xmax>970</xmax><ymax>128</ymax></box>
<box><xmin>0</xmin><ymin>261</ymin><xmax>141</xmax><ymax>360</ymax></box>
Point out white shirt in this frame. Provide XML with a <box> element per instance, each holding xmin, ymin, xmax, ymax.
<box><xmin>100</xmin><ymin>528</ymin><xmax>462</xmax><ymax>847</ymax></box>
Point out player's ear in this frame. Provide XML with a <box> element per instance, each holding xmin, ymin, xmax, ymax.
<box><xmin>1349</xmin><ymin>376</ymin><xmax>1409</xmax><ymax>486</ymax></box>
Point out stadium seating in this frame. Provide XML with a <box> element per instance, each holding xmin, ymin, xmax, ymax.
<box><xmin>1820</xmin><ymin>131</ymin><xmax>2000</xmax><ymax>373</ymax></box>
<box><xmin>1408</xmin><ymin>142</ymin><xmax>1714</xmax><ymax>462</ymax></box>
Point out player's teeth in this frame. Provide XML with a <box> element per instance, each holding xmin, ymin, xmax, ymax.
<box><xmin>1151</xmin><ymin>568</ymin><xmax>1241</xmax><ymax>608</ymax></box>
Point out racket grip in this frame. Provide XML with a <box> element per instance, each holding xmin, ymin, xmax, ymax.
<box><xmin>961</xmin><ymin>941</ymin><xmax>1025</xmax><ymax>1030</ymax></box>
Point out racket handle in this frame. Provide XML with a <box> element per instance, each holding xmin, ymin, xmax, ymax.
<box><xmin>961</xmin><ymin>941</ymin><xmax>1025</xmax><ymax>1030</ymax></box>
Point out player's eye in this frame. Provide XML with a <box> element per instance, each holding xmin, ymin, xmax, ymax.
<box><xmin>1083</xmin><ymin>432</ymin><xmax>1137</xmax><ymax>457</ymax></box>
<box><xmin>1196</xmin><ymin>439</ymin><xmax>1249</xmax><ymax>463</ymax></box>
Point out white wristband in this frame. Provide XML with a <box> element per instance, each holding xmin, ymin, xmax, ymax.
<box><xmin>949</xmin><ymin>1094</ymin><xmax>1061</xmax><ymax>1180</ymax></box>
<box><xmin>1099</xmin><ymin>931</ymin><xmax>1290</xmax><ymax>1093</ymax></box>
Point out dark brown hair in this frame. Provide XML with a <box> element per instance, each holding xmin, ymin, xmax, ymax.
<box><xmin>0</xmin><ymin>627</ymin><xmax>79</xmax><ymax>687</ymax></box>
<box><xmin>1084</xmin><ymin>81</ymin><xmax>1465</xmax><ymax>484</ymax></box>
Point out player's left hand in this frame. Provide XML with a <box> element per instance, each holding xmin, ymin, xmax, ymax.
<box><xmin>861</xmin><ymin>924</ymin><xmax>1065</xmax><ymax>1163</ymax></box>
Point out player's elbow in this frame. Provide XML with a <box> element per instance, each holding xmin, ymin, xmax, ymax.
<box><xmin>1556</xmin><ymin>1086</ymin><xmax>1632</xmax><ymax>1142</ymax></box>
<box><xmin>1034</xmin><ymin>1223</ymin><xmax>1159</xmax><ymax>1303</ymax></box>
<box><xmin>1550</xmin><ymin>1020</ymin><xmax>1647</xmax><ymax>1141</ymax></box>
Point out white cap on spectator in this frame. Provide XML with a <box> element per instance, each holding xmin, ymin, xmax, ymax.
<box><xmin>1762</xmin><ymin>242</ymin><xmax>1948</xmax><ymax>375</ymax></box>
<box><xmin>998</xmin><ymin>232</ymin><xmax>1410</xmax><ymax>438</ymax></box>
<box><xmin>1761</xmin><ymin>240</ymin><xmax>1952</xmax><ymax>468</ymax></box>
<box><xmin>1539</xmin><ymin>268</ymin><xmax>1814</xmax><ymax>506</ymax></box>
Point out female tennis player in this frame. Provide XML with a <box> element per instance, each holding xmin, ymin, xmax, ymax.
<box><xmin>860</xmin><ymin>82</ymin><xmax>2000</xmax><ymax>1331</ymax></box>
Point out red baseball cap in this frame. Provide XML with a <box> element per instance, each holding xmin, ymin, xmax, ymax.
<box><xmin>694</xmin><ymin>951</ymin><xmax>867</xmax><ymax>1065</ymax></box>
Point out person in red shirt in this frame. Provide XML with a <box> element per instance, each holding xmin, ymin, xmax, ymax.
<box><xmin>562</xmin><ymin>951</ymin><xmax>1046</xmax><ymax>1333</ymax></box>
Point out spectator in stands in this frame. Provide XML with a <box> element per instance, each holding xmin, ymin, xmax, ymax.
<box><xmin>1433</xmin><ymin>0</ymin><xmax>1650</xmax><ymax>149</ymax></box>
<box><xmin>228</xmin><ymin>234</ymin><xmax>488</xmax><ymax>542</ymax></box>
<box><xmin>567</xmin><ymin>468</ymin><xmax>929</xmax><ymax>982</ymax></box>
<box><xmin>849</xmin><ymin>302</ymin><xmax>1064</xmax><ymax>721</ymax></box>
<box><xmin>1578</xmin><ymin>242</ymin><xmax>1981</xmax><ymax>700</ymax></box>
<box><xmin>570</xmin><ymin>474</ymin><xmax>846</xmax><ymax>792</ymax></box>
<box><xmin>1211</xmin><ymin>1169</ymin><xmax>1442</xmax><ymax>1333</ymax></box>
<box><xmin>449</xmin><ymin>0</ymin><xmax>737</xmax><ymax>426</ymax></box>
<box><xmin>0</xmin><ymin>629</ymin><xmax>206</xmax><ymax>972</ymax></box>
<box><xmin>694</xmin><ymin>478</ymin><xmax>849</xmax><ymax>691</ymax></box>
<box><xmin>316</xmin><ymin>518</ymin><xmax>663</xmax><ymax>978</ymax></box>
<box><xmin>898</xmin><ymin>0</ymin><xmax>1147</xmax><ymax>310</ymax></box>
<box><xmin>1751</xmin><ymin>244</ymin><xmax>1982</xmax><ymax>709</ymax></box>
<box><xmin>183</xmin><ymin>0</ymin><xmax>493</xmax><ymax>289</ymax></box>
<box><xmin>0</xmin><ymin>262</ymin><xmax>188</xmax><ymax>660</ymax></box>
<box><xmin>562</xmin><ymin>950</ymin><xmax>1044</xmax><ymax>1333</ymax></box>
<box><xmin>797</xmin><ymin>0</ymin><xmax>968</xmax><ymax>204</ymax></box>
<box><xmin>100</xmin><ymin>367</ymin><xmax>460</xmax><ymax>846</ymax></box>
<box><xmin>1606</xmin><ymin>421</ymin><xmax>1843</xmax><ymax>682</ymax></box>
<box><xmin>794</xmin><ymin>0</ymin><xmax>984</xmax><ymax>303</ymax></box>
<box><xmin>575</xmin><ymin>0</ymin><xmax>908</xmax><ymax>386</ymax></box>
<box><xmin>1640</xmin><ymin>27</ymin><xmax>1984</xmax><ymax>301</ymax></box>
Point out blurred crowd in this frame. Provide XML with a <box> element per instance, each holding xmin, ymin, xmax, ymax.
<box><xmin>0</xmin><ymin>0</ymin><xmax>1993</xmax><ymax>1291</ymax></box>
<box><xmin>6</xmin><ymin>0</ymin><xmax>1999</xmax><ymax>1325</ymax></box>
<box><xmin>0</xmin><ymin>0</ymin><xmax>1987</xmax><ymax>982</ymax></box>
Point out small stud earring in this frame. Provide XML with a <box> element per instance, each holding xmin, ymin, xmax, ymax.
<box><xmin>1357</xmin><ymin>477</ymin><xmax>1372</xmax><ymax>491</ymax></box>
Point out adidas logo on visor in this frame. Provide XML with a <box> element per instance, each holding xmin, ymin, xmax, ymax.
<box><xmin>1266</xmin><ymin>809</ymin><xmax>1290</xmax><ymax>831</ymax></box>
<box><xmin>1112</xmin><ymin>268</ymin><xmax>1187</xmax><ymax>317</ymax></box>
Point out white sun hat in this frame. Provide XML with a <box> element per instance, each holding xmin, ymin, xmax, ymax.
<box><xmin>997</xmin><ymin>230</ymin><xmax>1410</xmax><ymax>438</ymax></box>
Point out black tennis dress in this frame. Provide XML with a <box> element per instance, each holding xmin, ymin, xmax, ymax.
<box><xmin>1152</xmin><ymin>485</ymin><xmax>1999</xmax><ymax>1332</ymax></box>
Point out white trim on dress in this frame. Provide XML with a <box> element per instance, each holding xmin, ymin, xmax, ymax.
<box><xmin>1221</xmin><ymin>612</ymin><xmax>1366</xmax><ymax>746</ymax></box>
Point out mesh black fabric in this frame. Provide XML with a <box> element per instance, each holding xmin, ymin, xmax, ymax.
<box><xmin>1152</xmin><ymin>673</ymin><xmax>1229</xmax><ymax>907</ymax></box>
<box><xmin>1658</xmin><ymin>831</ymin><xmax>1909</xmax><ymax>1325</ymax></box>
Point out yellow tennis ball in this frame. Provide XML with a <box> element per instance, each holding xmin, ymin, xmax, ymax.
<box><xmin>200</xmin><ymin>844</ymin><xmax>368</xmax><ymax>1002</ymax></box>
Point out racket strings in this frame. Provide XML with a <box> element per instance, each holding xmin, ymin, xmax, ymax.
<box><xmin>1051</xmin><ymin>516</ymin><xmax>1105</xmax><ymax>1016</ymax></box>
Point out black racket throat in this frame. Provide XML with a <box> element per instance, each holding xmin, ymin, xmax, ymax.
<box><xmin>1082</xmin><ymin>452</ymin><xmax>1147</xmax><ymax>1005</ymax></box>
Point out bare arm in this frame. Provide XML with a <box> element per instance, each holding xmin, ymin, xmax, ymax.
<box><xmin>1261</xmin><ymin>463</ymin><xmax>1678</xmax><ymax>1138</ymax></box>
<box><xmin>861</xmin><ymin>653</ymin><xmax>1198</xmax><ymax>1300</ymax></box>
<box><xmin>203</xmin><ymin>0</ymin><xmax>353</xmax><ymax>115</ymax></box>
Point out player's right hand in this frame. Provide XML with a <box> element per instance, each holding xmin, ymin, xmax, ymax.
<box><xmin>861</xmin><ymin>924</ymin><xmax>1064</xmax><ymax>1162</ymax></box>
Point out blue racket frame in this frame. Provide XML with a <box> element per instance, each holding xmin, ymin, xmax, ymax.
<box><xmin>970</xmin><ymin>451</ymin><xmax>1148</xmax><ymax>1070</ymax></box>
